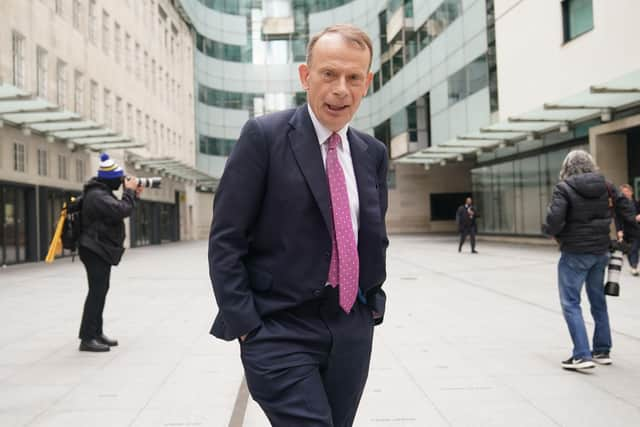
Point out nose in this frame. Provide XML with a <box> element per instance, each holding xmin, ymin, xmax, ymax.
<box><xmin>332</xmin><ymin>76</ymin><xmax>348</xmax><ymax>98</ymax></box>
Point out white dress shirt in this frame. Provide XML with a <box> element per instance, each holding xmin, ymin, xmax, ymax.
<box><xmin>307</xmin><ymin>105</ymin><xmax>360</xmax><ymax>243</ymax></box>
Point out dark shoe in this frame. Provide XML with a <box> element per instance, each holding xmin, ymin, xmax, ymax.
<box><xmin>97</xmin><ymin>334</ymin><xmax>118</xmax><ymax>347</ymax></box>
<box><xmin>472</xmin><ymin>250</ymin><xmax>478</xmax><ymax>254</ymax></box>
<box><xmin>561</xmin><ymin>357</ymin><xmax>594</xmax><ymax>370</ymax></box>
<box><xmin>458</xmin><ymin>247</ymin><xmax>462</xmax><ymax>253</ymax></box>
<box><xmin>592</xmin><ymin>352</ymin><xmax>612</xmax><ymax>365</ymax></box>
<box><xmin>79</xmin><ymin>339</ymin><xmax>110</xmax><ymax>352</ymax></box>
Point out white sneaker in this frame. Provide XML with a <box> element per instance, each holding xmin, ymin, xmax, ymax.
<box><xmin>631</xmin><ymin>268</ymin><xmax>639</xmax><ymax>276</ymax></box>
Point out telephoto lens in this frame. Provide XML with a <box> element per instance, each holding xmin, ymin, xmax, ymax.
<box><xmin>137</xmin><ymin>177</ymin><xmax>162</xmax><ymax>189</ymax></box>
<box><xmin>604</xmin><ymin>240</ymin><xmax>630</xmax><ymax>297</ymax></box>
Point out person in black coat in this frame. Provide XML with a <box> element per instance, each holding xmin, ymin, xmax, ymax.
<box><xmin>543</xmin><ymin>150</ymin><xmax>638</xmax><ymax>370</ymax></box>
<box><xmin>456</xmin><ymin>197</ymin><xmax>478</xmax><ymax>253</ymax></box>
<box><xmin>616</xmin><ymin>184</ymin><xmax>640</xmax><ymax>275</ymax></box>
<box><xmin>77</xmin><ymin>153</ymin><xmax>142</xmax><ymax>352</ymax></box>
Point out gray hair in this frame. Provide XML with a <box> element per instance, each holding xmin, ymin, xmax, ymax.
<box><xmin>559</xmin><ymin>149</ymin><xmax>598</xmax><ymax>180</ymax></box>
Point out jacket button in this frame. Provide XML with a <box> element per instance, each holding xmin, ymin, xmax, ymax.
<box><xmin>312</xmin><ymin>289</ymin><xmax>322</xmax><ymax>297</ymax></box>
<box><xmin>324</xmin><ymin>252</ymin><xmax>331</xmax><ymax>259</ymax></box>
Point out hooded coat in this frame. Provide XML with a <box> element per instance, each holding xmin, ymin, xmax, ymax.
<box><xmin>78</xmin><ymin>178</ymin><xmax>136</xmax><ymax>265</ymax></box>
<box><xmin>543</xmin><ymin>172</ymin><xmax>638</xmax><ymax>253</ymax></box>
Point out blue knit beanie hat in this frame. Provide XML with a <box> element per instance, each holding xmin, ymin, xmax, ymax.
<box><xmin>97</xmin><ymin>153</ymin><xmax>124</xmax><ymax>179</ymax></box>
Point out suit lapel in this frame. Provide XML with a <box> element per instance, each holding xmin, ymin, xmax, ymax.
<box><xmin>288</xmin><ymin>106</ymin><xmax>333</xmax><ymax>234</ymax></box>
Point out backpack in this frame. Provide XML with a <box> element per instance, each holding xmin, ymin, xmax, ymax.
<box><xmin>61</xmin><ymin>195</ymin><xmax>83</xmax><ymax>252</ymax></box>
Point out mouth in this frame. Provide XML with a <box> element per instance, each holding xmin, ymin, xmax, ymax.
<box><xmin>325</xmin><ymin>103</ymin><xmax>349</xmax><ymax>113</ymax></box>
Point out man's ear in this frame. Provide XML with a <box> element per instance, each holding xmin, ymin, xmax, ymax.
<box><xmin>363</xmin><ymin>71</ymin><xmax>373</xmax><ymax>95</ymax></box>
<box><xmin>298</xmin><ymin>63</ymin><xmax>310</xmax><ymax>90</ymax></box>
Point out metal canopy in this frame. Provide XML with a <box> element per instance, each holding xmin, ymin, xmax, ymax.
<box><xmin>0</xmin><ymin>83</ymin><xmax>143</xmax><ymax>152</ymax></box>
<box><xmin>0</xmin><ymin>83</ymin><xmax>29</xmax><ymax>99</ymax></box>
<box><xmin>397</xmin><ymin>68</ymin><xmax>640</xmax><ymax>167</ymax></box>
<box><xmin>127</xmin><ymin>154</ymin><xmax>219</xmax><ymax>188</ymax></box>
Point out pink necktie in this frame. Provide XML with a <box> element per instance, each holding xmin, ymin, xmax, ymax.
<box><xmin>326</xmin><ymin>132</ymin><xmax>359</xmax><ymax>313</ymax></box>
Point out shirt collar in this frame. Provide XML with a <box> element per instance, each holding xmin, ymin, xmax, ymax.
<box><xmin>307</xmin><ymin>104</ymin><xmax>350</xmax><ymax>150</ymax></box>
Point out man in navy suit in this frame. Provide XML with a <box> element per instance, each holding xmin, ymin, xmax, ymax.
<box><xmin>208</xmin><ymin>24</ymin><xmax>389</xmax><ymax>426</ymax></box>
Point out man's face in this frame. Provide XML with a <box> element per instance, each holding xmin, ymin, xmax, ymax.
<box><xmin>298</xmin><ymin>33</ymin><xmax>373</xmax><ymax>132</ymax></box>
<box><xmin>621</xmin><ymin>187</ymin><xmax>633</xmax><ymax>200</ymax></box>
<box><xmin>466</xmin><ymin>197</ymin><xmax>472</xmax><ymax>205</ymax></box>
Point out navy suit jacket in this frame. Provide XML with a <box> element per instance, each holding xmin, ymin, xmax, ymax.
<box><xmin>208</xmin><ymin>105</ymin><xmax>389</xmax><ymax>341</ymax></box>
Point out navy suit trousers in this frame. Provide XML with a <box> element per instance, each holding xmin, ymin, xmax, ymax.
<box><xmin>239</xmin><ymin>286</ymin><xmax>374</xmax><ymax>427</ymax></box>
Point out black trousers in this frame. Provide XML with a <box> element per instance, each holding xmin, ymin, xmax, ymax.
<box><xmin>459</xmin><ymin>227</ymin><xmax>476</xmax><ymax>251</ymax></box>
<box><xmin>79</xmin><ymin>247</ymin><xmax>111</xmax><ymax>340</ymax></box>
<box><xmin>240</xmin><ymin>286</ymin><xmax>375</xmax><ymax>427</ymax></box>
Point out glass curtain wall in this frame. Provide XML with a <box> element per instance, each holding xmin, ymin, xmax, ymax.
<box><xmin>471</xmin><ymin>145</ymin><xmax>586</xmax><ymax>235</ymax></box>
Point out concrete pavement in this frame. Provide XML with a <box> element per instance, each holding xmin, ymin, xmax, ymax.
<box><xmin>1</xmin><ymin>235</ymin><xmax>639</xmax><ymax>426</ymax></box>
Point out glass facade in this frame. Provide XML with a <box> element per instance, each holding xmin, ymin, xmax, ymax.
<box><xmin>373</xmin><ymin>0</ymin><xmax>463</xmax><ymax>92</ymax></box>
<box><xmin>471</xmin><ymin>143</ymin><xmax>587</xmax><ymax>235</ymax></box>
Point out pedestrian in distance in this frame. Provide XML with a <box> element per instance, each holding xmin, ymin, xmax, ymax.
<box><xmin>456</xmin><ymin>196</ymin><xmax>478</xmax><ymax>253</ymax></box>
<box><xmin>616</xmin><ymin>183</ymin><xmax>640</xmax><ymax>276</ymax></box>
<box><xmin>77</xmin><ymin>153</ymin><xmax>143</xmax><ymax>352</ymax></box>
<box><xmin>208</xmin><ymin>24</ymin><xmax>389</xmax><ymax>427</ymax></box>
<box><xmin>543</xmin><ymin>150</ymin><xmax>638</xmax><ymax>370</ymax></box>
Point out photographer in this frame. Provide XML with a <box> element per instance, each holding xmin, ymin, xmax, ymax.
<box><xmin>616</xmin><ymin>184</ymin><xmax>640</xmax><ymax>276</ymax></box>
<box><xmin>543</xmin><ymin>150</ymin><xmax>638</xmax><ymax>370</ymax></box>
<box><xmin>77</xmin><ymin>153</ymin><xmax>143</xmax><ymax>352</ymax></box>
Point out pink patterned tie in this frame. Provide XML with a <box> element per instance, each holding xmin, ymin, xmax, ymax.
<box><xmin>326</xmin><ymin>132</ymin><xmax>359</xmax><ymax>313</ymax></box>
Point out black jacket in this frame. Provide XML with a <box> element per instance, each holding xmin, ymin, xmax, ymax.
<box><xmin>79</xmin><ymin>178</ymin><xmax>136</xmax><ymax>265</ymax></box>
<box><xmin>543</xmin><ymin>172</ymin><xmax>638</xmax><ymax>253</ymax></box>
<box><xmin>615</xmin><ymin>198</ymin><xmax>640</xmax><ymax>241</ymax></box>
<box><xmin>456</xmin><ymin>204</ymin><xmax>477</xmax><ymax>232</ymax></box>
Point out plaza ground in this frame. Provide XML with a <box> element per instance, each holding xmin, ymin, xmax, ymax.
<box><xmin>1</xmin><ymin>235</ymin><xmax>639</xmax><ymax>426</ymax></box>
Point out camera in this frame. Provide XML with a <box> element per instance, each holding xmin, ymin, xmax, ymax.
<box><xmin>604</xmin><ymin>240</ymin><xmax>631</xmax><ymax>297</ymax></box>
<box><xmin>125</xmin><ymin>176</ymin><xmax>162</xmax><ymax>189</ymax></box>
<box><xmin>136</xmin><ymin>177</ymin><xmax>162</xmax><ymax>189</ymax></box>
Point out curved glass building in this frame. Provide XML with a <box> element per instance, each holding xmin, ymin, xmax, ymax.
<box><xmin>180</xmin><ymin>0</ymin><xmax>496</xmax><ymax>232</ymax></box>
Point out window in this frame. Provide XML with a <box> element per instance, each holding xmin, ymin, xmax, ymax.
<box><xmin>56</xmin><ymin>60</ymin><xmax>67</xmax><ymax>108</ymax></box>
<box><xmin>199</xmin><ymin>135</ymin><xmax>236</xmax><ymax>156</ymax></box>
<box><xmin>145</xmin><ymin>115</ymin><xmax>151</xmax><ymax>148</ymax></box>
<box><xmin>115</xmin><ymin>96</ymin><xmax>123</xmax><ymax>132</ymax></box>
<box><xmin>58</xmin><ymin>155</ymin><xmax>68</xmax><ymax>180</ymax></box>
<box><xmin>448</xmin><ymin>54</ymin><xmax>489</xmax><ymax>105</ymax></box>
<box><xmin>562</xmin><ymin>0</ymin><xmax>593</xmax><ymax>41</ymax></box>
<box><xmin>12</xmin><ymin>31</ymin><xmax>26</xmax><ymax>88</ymax></box>
<box><xmin>38</xmin><ymin>149</ymin><xmax>48</xmax><ymax>176</ymax></box>
<box><xmin>90</xmin><ymin>80</ymin><xmax>98</xmax><ymax>120</ymax></box>
<box><xmin>151</xmin><ymin>59</ymin><xmax>156</xmax><ymax>93</ymax></box>
<box><xmin>103</xmin><ymin>89</ymin><xmax>111</xmax><ymax>128</ymax></box>
<box><xmin>75</xmin><ymin>159</ymin><xmax>85</xmax><ymax>182</ymax></box>
<box><xmin>36</xmin><ymin>47</ymin><xmax>48</xmax><ymax>98</ymax></box>
<box><xmin>126</xmin><ymin>103</ymin><xmax>133</xmax><ymax>136</ymax></box>
<box><xmin>114</xmin><ymin>23</ymin><xmax>121</xmax><ymax>63</ymax></box>
<box><xmin>135</xmin><ymin>42</ymin><xmax>141</xmax><ymax>79</ymax></box>
<box><xmin>74</xmin><ymin>70</ymin><xmax>84</xmax><ymax>113</ymax></box>
<box><xmin>125</xmin><ymin>33</ymin><xmax>132</xmax><ymax>71</ymax></box>
<box><xmin>89</xmin><ymin>0</ymin><xmax>97</xmax><ymax>43</ymax></box>
<box><xmin>73</xmin><ymin>0</ymin><xmax>81</xmax><ymax>29</ymax></box>
<box><xmin>136</xmin><ymin>109</ymin><xmax>142</xmax><ymax>139</ymax></box>
<box><xmin>13</xmin><ymin>143</ymin><xmax>26</xmax><ymax>172</ymax></box>
<box><xmin>144</xmin><ymin>51</ymin><xmax>149</xmax><ymax>87</ymax></box>
<box><xmin>102</xmin><ymin>11</ymin><xmax>110</xmax><ymax>54</ymax></box>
